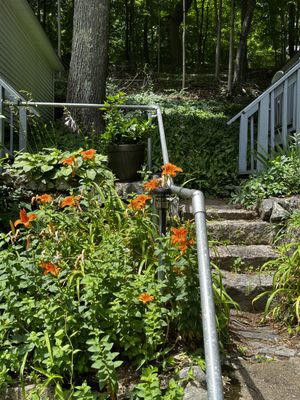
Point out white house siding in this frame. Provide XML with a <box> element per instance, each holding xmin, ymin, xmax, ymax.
<box><xmin>0</xmin><ymin>0</ymin><xmax>62</xmax><ymax>118</ymax></box>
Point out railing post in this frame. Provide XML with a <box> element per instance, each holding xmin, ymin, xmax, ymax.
<box><xmin>19</xmin><ymin>107</ymin><xmax>27</xmax><ymax>151</ymax></box>
<box><xmin>239</xmin><ymin>114</ymin><xmax>248</xmax><ymax>173</ymax></box>
<box><xmin>0</xmin><ymin>86</ymin><xmax>5</xmax><ymax>157</ymax></box>
<box><xmin>296</xmin><ymin>69</ymin><xmax>300</xmax><ymax>132</ymax></box>
<box><xmin>192</xmin><ymin>191</ymin><xmax>224</xmax><ymax>400</ymax></box>
<box><xmin>257</xmin><ymin>95</ymin><xmax>269</xmax><ymax>171</ymax></box>
<box><xmin>282</xmin><ymin>80</ymin><xmax>288</xmax><ymax>147</ymax></box>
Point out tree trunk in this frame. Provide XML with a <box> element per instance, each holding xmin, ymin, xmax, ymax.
<box><xmin>202</xmin><ymin>2</ymin><xmax>210</xmax><ymax>66</ymax></box>
<box><xmin>167</xmin><ymin>0</ymin><xmax>193</xmax><ymax>72</ymax></box>
<box><xmin>143</xmin><ymin>0</ymin><xmax>150</xmax><ymax>65</ymax></box>
<box><xmin>214</xmin><ymin>0</ymin><xmax>222</xmax><ymax>80</ymax></box>
<box><xmin>227</xmin><ymin>0</ymin><xmax>235</xmax><ymax>94</ymax></box>
<box><xmin>288</xmin><ymin>2</ymin><xmax>296</xmax><ymax>57</ymax></box>
<box><xmin>232</xmin><ymin>0</ymin><xmax>256</xmax><ymax>93</ymax></box>
<box><xmin>195</xmin><ymin>0</ymin><xmax>206</xmax><ymax>70</ymax></box>
<box><xmin>67</xmin><ymin>0</ymin><xmax>110</xmax><ymax>133</ymax></box>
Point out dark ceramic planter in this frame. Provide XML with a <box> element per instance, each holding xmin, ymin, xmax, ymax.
<box><xmin>108</xmin><ymin>143</ymin><xmax>145</xmax><ymax>182</ymax></box>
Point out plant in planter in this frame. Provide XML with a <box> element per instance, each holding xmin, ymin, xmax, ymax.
<box><xmin>101</xmin><ymin>92</ymin><xmax>155</xmax><ymax>182</ymax></box>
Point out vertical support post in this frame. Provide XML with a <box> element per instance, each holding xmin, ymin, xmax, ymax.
<box><xmin>257</xmin><ymin>95</ymin><xmax>269</xmax><ymax>171</ymax></box>
<box><xmin>239</xmin><ymin>113</ymin><xmax>248</xmax><ymax>173</ymax></box>
<box><xmin>19</xmin><ymin>107</ymin><xmax>27</xmax><ymax>151</ymax></box>
<box><xmin>147</xmin><ymin>112</ymin><xmax>153</xmax><ymax>171</ymax></box>
<box><xmin>152</xmin><ymin>187</ymin><xmax>171</xmax><ymax>281</ymax></box>
<box><xmin>296</xmin><ymin>69</ymin><xmax>300</xmax><ymax>133</ymax></box>
<box><xmin>250</xmin><ymin>116</ymin><xmax>254</xmax><ymax>172</ymax></box>
<box><xmin>156</xmin><ymin>107</ymin><xmax>169</xmax><ymax>165</ymax></box>
<box><xmin>192</xmin><ymin>191</ymin><xmax>224</xmax><ymax>400</ymax></box>
<box><xmin>10</xmin><ymin>109</ymin><xmax>14</xmax><ymax>154</ymax></box>
<box><xmin>270</xmin><ymin>90</ymin><xmax>275</xmax><ymax>150</ymax></box>
<box><xmin>0</xmin><ymin>86</ymin><xmax>5</xmax><ymax>157</ymax></box>
<box><xmin>282</xmin><ymin>80</ymin><xmax>288</xmax><ymax>146</ymax></box>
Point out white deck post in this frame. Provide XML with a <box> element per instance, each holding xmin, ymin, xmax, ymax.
<box><xmin>239</xmin><ymin>113</ymin><xmax>248</xmax><ymax>173</ymax></box>
<box><xmin>296</xmin><ymin>69</ymin><xmax>300</xmax><ymax>133</ymax></box>
<box><xmin>257</xmin><ymin>95</ymin><xmax>269</xmax><ymax>171</ymax></box>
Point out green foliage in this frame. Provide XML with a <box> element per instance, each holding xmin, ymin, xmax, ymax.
<box><xmin>101</xmin><ymin>92</ymin><xmax>155</xmax><ymax>144</ymax></box>
<box><xmin>131</xmin><ymin>367</ymin><xmax>184</xmax><ymax>400</ymax></box>
<box><xmin>232</xmin><ymin>137</ymin><xmax>300</xmax><ymax>208</ymax></box>
<box><xmin>129</xmin><ymin>91</ymin><xmax>240</xmax><ymax>197</ymax></box>
<box><xmin>0</xmin><ymin>147</ymin><xmax>234</xmax><ymax>396</ymax></box>
<box><xmin>0</xmin><ymin>148</ymin><xmax>114</xmax><ymax>231</ymax></box>
<box><xmin>254</xmin><ymin>211</ymin><xmax>300</xmax><ymax>332</ymax></box>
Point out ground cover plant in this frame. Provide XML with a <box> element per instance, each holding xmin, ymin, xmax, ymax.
<box><xmin>232</xmin><ymin>134</ymin><xmax>300</xmax><ymax>208</ymax></box>
<box><xmin>254</xmin><ymin>210</ymin><xmax>300</xmax><ymax>333</ymax></box>
<box><xmin>0</xmin><ymin>149</ymin><xmax>234</xmax><ymax>399</ymax></box>
<box><xmin>128</xmin><ymin>91</ymin><xmax>240</xmax><ymax>198</ymax></box>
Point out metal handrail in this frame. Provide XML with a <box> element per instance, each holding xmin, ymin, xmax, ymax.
<box><xmin>9</xmin><ymin>100</ymin><xmax>224</xmax><ymax>400</ymax></box>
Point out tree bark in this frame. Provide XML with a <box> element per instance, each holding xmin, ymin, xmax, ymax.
<box><xmin>214</xmin><ymin>0</ymin><xmax>222</xmax><ymax>80</ymax></box>
<box><xmin>167</xmin><ymin>0</ymin><xmax>193</xmax><ymax>72</ymax></box>
<box><xmin>232</xmin><ymin>0</ymin><xmax>256</xmax><ymax>93</ymax></box>
<box><xmin>143</xmin><ymin>0</ymin><xmax>150</xmax><ymax>65</ymax></box>
<box><xmin>288</xmin><ymin>2</ymin><xmax>296</xmax><ymax>57</ymax></box>
<box><xmin>227</xmin><ymin>0</ymin><xmax>235</xmax><ymax>94</ymax></box>
<box><xmin>67</xmin><ymin>0</ymin><xmax>110</xmax><ymax>133</ymax></box>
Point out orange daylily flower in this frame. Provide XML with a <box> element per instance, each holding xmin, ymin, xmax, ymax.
<box><xmin>129</xmin><ymin>194</ymin><xmax>152</xmax><ymax>210</ymax></box>
<box><xmin>81</xmin><ymin>149</ymin><xmax>96</xmax><ymax>160</ymax></box>
<box><xmin>14</xmin><ymin>209</ymin><xmax>37</xmax><ymax>228</ymax></box>
<box><xmin>144</xmin><ymin>178</ymin><xmax>161</xmax><ymax>191</ymax></box>
<box><xmin>32</xmin><ymin>194</ymin><xmax>53</xmax><ymax>204</ymax></box>
<box><xmin>62</xmin><ymin>155</ymin><xmax>76</xmax><ymax>166</ymax></box>
<box><xmin>138</xmin><ymin>293</ymin><xmax>155</xmax><ymax>304</ymax></box>
<box><xmin>170</xmin><ymin>227</ymin><xmax>188</xmax><ymax>245</ymax></box>
<box><xmin>161</xmin><ymin>163</ymin><xmax>183</xmax><ymax>177</ymax></box>
<box><xmin>170</xmin><ymin>226</ymin><xmax>194</xmax><ymax>254</ymax></box>
<box><xmin>39</xmin><ymin>262</ymin><xmax>61</xmax><ymax>277</ymax></box>
<box><xmin>60</xmin><ymin>195</ymin><xmax>81</xmax><ymax>208</ymax></box>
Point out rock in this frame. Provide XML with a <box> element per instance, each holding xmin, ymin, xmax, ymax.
<box><xmin>178</xmin><ymin>366</ymin><xmax>206</xmax><ymax>387</ymax></box>
<box><xmin>210</xmin><ymin>245</ymin><xmax>278</xmax><ymax>271</ymax></box>
<box><xmin>258</xmin><ymin>198</ymin><xmax>275</xmax><ymax>221</ymax></box>
<box><xmin>184</xmin><ymin>382</ymin><xmax>208</xmax><ymax>400</ymax></box>
<box><xmin>2</xmin><ymin>384</ymin><xmax>54</xmax><ymax>400</ymax></box>
<box><xmin>270</xmin><ymin>202</ymin><xmax>289</xmax><ymax>223</ymax></box>
<box><xmin>207</xmin><ymin>220</ymin><xmax>274</xmax><ymax>245</ymax></box>
<box><xmin>115</xmin><ymin>181</ymin><xmax>144</xmax><ymax>199</ymax></box>
<box><xmin>221</xmin><ymin>270</ymin><xmax>273</xmax><ymax>311</ymax></box>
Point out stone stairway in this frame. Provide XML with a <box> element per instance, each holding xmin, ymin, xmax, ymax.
<box><xmin>180</xmin><ymin>199</ymin><xmax>278</xmax><ymax>312</ymax></box>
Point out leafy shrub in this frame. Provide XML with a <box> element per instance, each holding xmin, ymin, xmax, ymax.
<box><xmin>128</xmin><ymin>91</ymin><xmax>240</xmax><ymax>197</ymax></box>
<box><xmin>232</xmin><ymin>136</ymin><xmax>300</xmax><ymax>208</ymax></box>
<box><xmin>0</xmin><ymin>152</ymin><xmax>234</xmax><ymax>397</ymax></box>
<box><xmin>0</xmin><ymin>148</ymin><xmax>113</xmax><ymax>232</ymax></box>
<box><xmin>101</xmin><ymin>92</ymin><xmax>155</xmax><ymax>144</ymax></box>
<box><xmin>254</xmin><ymin>211</ymin><xmax>300</xmax><ymax>332</ymax></box>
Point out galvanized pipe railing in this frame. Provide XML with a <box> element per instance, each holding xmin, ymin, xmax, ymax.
<box><xmin>11</xmin><ymin>100</ymin><xmax>224</xmax><ymax>400</ymax></box>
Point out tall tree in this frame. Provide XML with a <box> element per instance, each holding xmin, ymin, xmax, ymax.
<box><xmin>214</xmin><ymin>0</ymin><xmax>222</xmax><ymax>80</ymax></box>
<box><xmin>167</xmin><ymin>0</ymin><xmax>193</xmax><ymax>71</ymax></box>
<box><xmin>232</xmin><ymin>0</ymin><xmax>256</xmax><ymax>92</ymax></box>
<box><xmin>227</xmin><ymin>0</ymin><xmax>235</xmax><ymax>93</ymax></box>
<box><xmin>67</xmin><ymin>0</ymin><xmax>110</xmax><ymax>132</ymax></box>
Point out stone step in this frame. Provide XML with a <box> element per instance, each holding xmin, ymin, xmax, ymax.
<box><xmin>206</xmin><ymin>207</ymin><xmax>257</xmax><ymax>221</ymax></box>
<box><xmin>207</xmin><ymin>220</ymin><xmax>274</xmax><ymax>245</ymax></box>
<box><xmin>220</xmin><ymin>270</ymin><xmax>273</xmax><ymax>312</ymax></box>
<box><xmin>210</xmin><ymin>245</ymin><xmax>278</xmax><ymax>271</ymax></box>
<box><xmin>179</xmin><ymin>199</ymin><xmax>257</xmax><ymax>221</ymax></box>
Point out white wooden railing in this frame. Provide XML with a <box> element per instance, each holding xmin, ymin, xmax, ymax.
<box><xmin>228</xmin><ymin>60</ymin><xmax>300</xmax><ymax>174</ymax></box>
<box><xmin>0</xmin><ymin>76</ymin><xmax>39</xmax><ymax>155</ymax></box>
